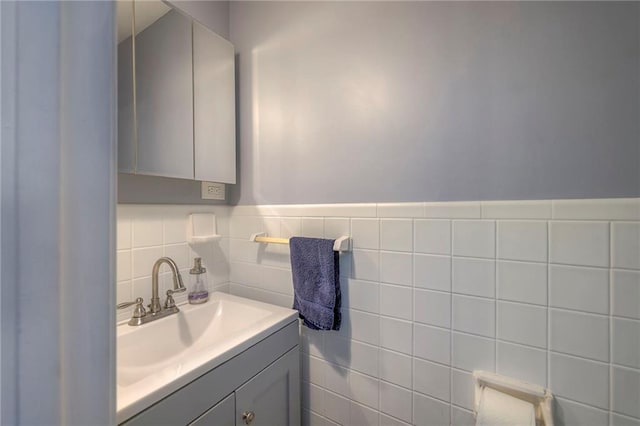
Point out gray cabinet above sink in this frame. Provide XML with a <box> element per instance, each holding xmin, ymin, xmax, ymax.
<box><xmin>117</xmin><ymin>0</ymin><xmax>236</xmax><ymax>184</ymax></box>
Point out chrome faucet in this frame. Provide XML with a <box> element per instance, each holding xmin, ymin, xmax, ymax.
<box><xmin>117</xmin><ymin>256</ymin><xmax>186</xmax><ymax>326</ymax></box>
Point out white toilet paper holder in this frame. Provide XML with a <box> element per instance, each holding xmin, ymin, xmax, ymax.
<box><xmin>473</xmin><ymin>371</ymin><xmax>554</xmax><ymax>426</ymax></box>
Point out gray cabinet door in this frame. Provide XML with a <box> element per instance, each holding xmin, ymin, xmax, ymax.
<box><xmin>235</xmin><ymin>347</ymin><xmax>300</xmax><ymax>426</ymax></box>
<box><xmin>193</xmin><ymin>22</ymin><xmax>236</xmax><ymax>184</ymax></box>
<box><xmin>190</xmin><ymin>393</ymin><xmax>234</xmax><ymax>426</ymax></box>
<box><xmin>135</xmin><ymin>10</ymin><xmax>194</xmax><ymax>179</ymax></box>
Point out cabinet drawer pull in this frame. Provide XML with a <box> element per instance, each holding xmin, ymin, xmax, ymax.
<box><xmin>242</xmin><ymin>411</ymin><xmax>255</xmax><ymax>424</ymax></box>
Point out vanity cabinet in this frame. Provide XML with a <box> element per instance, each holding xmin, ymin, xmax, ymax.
<box><xmin>120</xmin><ymin>321</ymin><xmax>300</xmax><ymax>426</ymax></box>
<box><xmin>117</xmin><ymin>2</ymin><xmax>236</xmax><ymax>183</ymax></box>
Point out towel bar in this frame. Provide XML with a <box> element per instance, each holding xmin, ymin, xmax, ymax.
<box><xmin>250</xmin><ymin>232</ymin><xmax>351</xmax><ymax>252</ymax></box>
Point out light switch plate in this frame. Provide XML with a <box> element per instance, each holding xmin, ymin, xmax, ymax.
<box><xmin>201</xmin><ymin>181</ymin><xmax>225</xmax><ymax>200</ymax></box>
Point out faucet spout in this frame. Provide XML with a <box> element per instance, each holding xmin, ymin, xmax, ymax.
<box><xmin>150</xmin><ymin>257</ymin><xmax>185</xmax><ymax>314</ymax></box>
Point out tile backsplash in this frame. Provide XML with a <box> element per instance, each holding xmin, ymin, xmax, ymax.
<box><xmin>116</xmin><ymin>204</ymin><xmax>231</xmax><ymax>322</ymax></box>
<box><xmin>117</xmin><ymin>199</ymin><xmax>640</xmax><ymax>426</ymax></box>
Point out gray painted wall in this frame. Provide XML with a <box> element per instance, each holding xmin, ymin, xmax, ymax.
<box><xmin>229</xmin><ymin>1</ymin><xmax>639</xmax><ymax>205</ymax></box>
<box><xmin>118</xmin><ymin>0</ymin><xmax>231</xmax><ymax>205</ymax></box>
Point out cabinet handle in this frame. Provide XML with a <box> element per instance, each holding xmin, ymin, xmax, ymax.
<box><xmin>242</xmin><ymin>411</ymin><xmax>255</xmax><ymax>425</ymax></box>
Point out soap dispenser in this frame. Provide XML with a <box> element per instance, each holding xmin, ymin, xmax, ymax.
<box><xmin>188</xmin><ymin>258</ymin><xmax>209</xmax><ymax>304</ymax></box>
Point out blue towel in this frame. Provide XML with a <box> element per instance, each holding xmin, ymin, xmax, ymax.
<box><xmin>290</xmin><ymin>237</ymin><xmax>341</xmax><ymax>331</ymax></box>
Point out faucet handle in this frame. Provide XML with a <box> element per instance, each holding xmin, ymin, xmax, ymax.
<box><xmin>164</xmin><ymin>288</ymin><xmax>186</xmax><ymax>309</ymax></box>
<box><xmin>116</xmin><ymin>297</ymin><xmax>147</xmax><ymax>319</ymax></box>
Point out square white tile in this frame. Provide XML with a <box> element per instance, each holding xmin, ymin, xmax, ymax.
<box><xmin>414</xmin><ymin>254</ymin><xmax>451</xmax><ymax>292</ymax></box>
<box><xmin>324</xmin><ymin>363</ymin><xmax>350</xmax><ymax>397</ymax></box>
<box><xmin>261</xmin><ymin>266</ymin><xmax>293</xmax><ymax>295</ymax></box>
<box><xmin>229</xmin><ymin>215</ymin><xmax>263</xmax><ymax>239</ymax></box>
<box><xmin>349</xmin><ymin>341</ymin><xmax>379</xmax><ymax>377</ymax></box>
<box><xmin>452</xmin><ymin>220</ymin><xmax>496</xmax><ymax>258</ymax></box>
<box><xmin>497</xmin><ymin>301</ymin><xmax>547</xmax><ymax>348</ymax></box>
<box><xmin>554</xmin><ymin>397</ymin><xmax>609</xmax><ymax>426</ymax></box>
<box><xmin>380</xmin><ymin>284</ymin><xmax>413</xmax><ymax>320</ymax></box>
<box><xmin>452</xmin><ymin>295</ymin><xmax>495</xmax><ymax>338</ymax></box>
<box><xmin>323</xmin><ymin>334</ymin><xmax>349</xmax><ymax>366</ymax></box>
<box><xmin>549</xmin><ymin>352</ymin><xmax>609</xmax><ymax>409</ymax></box>
<box><xmin>452</xmin><ymin>257</ymin><xmax>495</xmax><ymax>298</ymax></box>
<box><xmin>414</xmin><ymin>289</ymin><xmax>451</xmax><ymax>328</ymax></box>
<box><xmin>380</xmin><ymin>317</ymin><xmax>413</xmax><ymax>355</ymax></box>
<box><xmin>132</xmin><ymin>246</ymin><xmax>163</xmax><ymax>279</ymax></box>
<box><xmin>351</xmin><ymin>249</ymin><xmax>380</xmax><ymax>282</ymax></box>
<box><xmin>451</xmin><ymin>369</ymin><xmax>474</xmax><ymax>410</ymax></box>
<box><xmin>164</xmin><ymin>243</ymin><xmax>190</xmax><ymax>270</ymax></box>
<box><xmin>612</xmin><ymin>222</ymin><xmax>640</xmax><ymax>270</ymax></box>
<box><xmin>303</xmin><ymin>382</ymin><xmax>325</xmax><ymax>414</ymax></box>
<box><xmin>351</xmin><ymin>218</ymin><xmax>379</xmax><ymax>250</ymax></box>
<box><xmin>349</xmin><ymin>309</ymin><xmax>380</xmax><ymax>346</ymax></box>
<box><xmin>302</xmin><ymin>217</ymin><xmax>324</xmax><ymax>238</ymax></box>
<box><xmin>280</xmin><ymin>217</ymin><xmax>302</xmax><ymax>239</ymax></box>
<box><xmin>612</xmin><ymin>366</ymin><xmax>640</xmax><ymax>418</ymax></box>
<box><xmin>413</xmin><ymin>358</ymin><xmax>450</xmax><ymax>402</ymax></box>
<box><xmin>451</xmin><ymin>406</ymin><xmax>476</xmax><ymax>426</ymax></box>
<box><xmin>379</xmin><ymin>349</ymin><xmax>412</xmax><ymax>389</ymax></box>
<box><xmin>496</xmin><ymin>341</ymin><xmax>547</xmax><ymax>386</ymax></box>
<box><xmin>550</xmin><ymin>309</ymin><xmax>609</xmax><ymax>362</ymax></box>
<box><xmin>549</xmin><ymin>221</ymin><xmax>609</xmax><ymax>267</ymax></box>
<box><xmin>301</xmin><ymin>327</ymin><xmax>325</xmax><ymax>358</ymax></box>
<box><xmin>414</xmin><ymin>219</ymin><xmax>451</xmax><ymax>255</ymax></box>
<box><xmin>612</xmin><ymin>269</ymin><xmax>640</xmax><ymax>320</ymax></box>
<box><xmin>379</xmin><ymin>381</ymin><xmax>413</xmax><ymax>424</ymax></box>
<box><xmin>496</xmin><ymin>221</ymin><xmax>547</xmax><ymax>262</ymax></box>
<box><xmin>117</xmin><ymin>217</ymin><xmax>132</xmax><ymax>250</ymax></box>
<box><xmin>413</xmin><ymin>393</ymin><xmax>451</xmax><ymax>426</ymax></box>
<box><xmin>346</xmin><ymin>279</ymin><xmax>379</xmax><ymax>314</ymax></box>
<box><xmin>611</xmin><ymin>414</ymin><xmax>640</xmax><ymax>426</ymax></box>
<box><xmin>380</xmin><ymin>251</ymin><xmax>412</xmax><ymax>286</ymax></box>
<box><xmin>132</xmin><ymin>217</ymin><xmax>163</xmax><ymax>248</ymax></box>
<box><xmin>451</xmin><ymin>332</ymin><xmax>495</xmax><ymax>372</ymax></box>
<box><xmin>350</xmin><ymin>401</ymin><xmax>379</xmax><ymax>426</ymax></box>
<box><xmin>413</xmin><ymin>323</ymin><xmax>450</xmax><ymax>365</ymax></box>
<box><xmin>380</xmin><ymin>219</ymin><xmax>413</xmax><ymax>252</ymax></box>
<box><xmin>549</xmin><ymin>265</ymin><xmax>609</xmax><ymax>314</ymax></box>
<box><xmin>349</xmin><ymin>370</ymin><xmax>379</xmax><ymax>409</ymax></box>
<box><xmin>163</xmin><ymin>216</ymin><xmax>187</xmax><ymax>245</ymax></box>
<box><xmin>324</xmin><ymin>390</ymin><xmax>350</xmax><ymax>425</ymax></box>
<box><xmin>117</xmin><ymin>250</ymin><xmax>131</xmax><ymax>282</ymax></box>
<box><xmin>324</xmin><ymin>218</ymin><xmax>350</xmax><ymax>240</ymax></box>
<box><xmin>379</xmin><ymin>413</ymin><xmax>411</xmax><ymax>426</ymax></box>
<box><xmin>496</xmin><ymin>261</ymin><xmax>547</xmax><ymax>306</ymax></box>
<box><xmin>612</xmin><ymin>317</ymin><xmax>640</xmax><ymax>369</ymax></box>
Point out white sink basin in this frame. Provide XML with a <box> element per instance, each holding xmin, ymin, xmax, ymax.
<box><xmin>117</xmin><ymin>292</ymin><xmax>298</xmax><ymax>423</ymax></box>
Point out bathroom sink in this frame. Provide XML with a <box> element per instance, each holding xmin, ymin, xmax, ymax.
<box><xmin>116</xmin><ymin>292</ymin><xmax>298</xmax><ymax>423</ymax></box>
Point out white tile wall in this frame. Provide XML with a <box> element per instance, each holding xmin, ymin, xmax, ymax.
<box><xmin>114</xmin><ymin>198</ymin><xmax>640</xmax><ymax>425</ymax></box>
<box><xmin>116</xmin><ymin>205</ymin><xmax>231</xmax><ymax>322</ymax></box>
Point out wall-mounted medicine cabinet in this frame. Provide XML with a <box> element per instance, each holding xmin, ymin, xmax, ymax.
<box><xmin>117</xmin><ymin>0</ymin><xmax>236</xmax><ymax>184</ymax></box>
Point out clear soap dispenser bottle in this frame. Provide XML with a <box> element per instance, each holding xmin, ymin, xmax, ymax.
<box><xmin>188</xmin><ymin>257</ymin><xmax>209</xmax><ymax>304</ymax></box>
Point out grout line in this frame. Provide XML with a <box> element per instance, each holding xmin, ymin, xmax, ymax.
<box><xmin>547</xmin><ymin>219</ymin><xmax>552</xmax><ymax>389</ymax></box>
<box><xmin>494</xmin><ymin>219</ymin><xmax>498</xmax><ymax>373</ymax></box>
<box><xmin>609</xmin><ymin>220</ymin><xmax>614</xmax><ymax>424</ymax></box>
<box><xmin>449</xmin><ymin>217</ymin><xmax>454</xmax><ymax>421</ymax></box>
